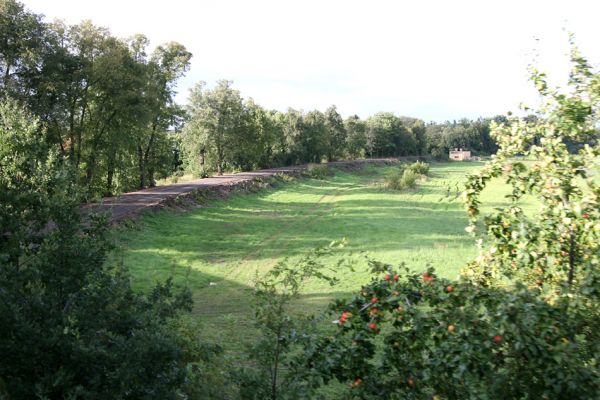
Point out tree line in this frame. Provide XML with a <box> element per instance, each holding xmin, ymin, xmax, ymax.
<box><xmin>2</xmin><ymin>0</ymin><xmax>501</xmax><ymax>199</ymax></box>
<box><xmin>181</xmin><ymin>80</ymin><xmax>501</xmax><ymax>176</ymax></box>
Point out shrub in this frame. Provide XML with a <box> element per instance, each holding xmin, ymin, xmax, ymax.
<box><xmin>383</xmin><ymin>168</ymin><xmax>419</xmax><ymax>190</ymax></box>
<box><xmin>399</xmin><ymin>169</ymin><xmax>418</xmax><ymax>188</ymax></box>
<box><xmin>0</xmin><ymin>99</ymin><xmax>206</xmax><ymax>399</ymax></box>
<box><xmin>382</xmin><ymin>169</ymin><xmax>403</xmax><ymax>190</ymax></box>
<box><xmin>302</xmin><ymin>264</ymin><xmax>600</xmax><ymax>399</ymax></box>
<box><xmin>235</xmin><ymin>242</ymin><xmax>349</xmax><ymax>400</ymax></box>
<box><xmin>406</xmin><ymin>160</ymin><xmax>430</xmax><ymax>176</ymax></box>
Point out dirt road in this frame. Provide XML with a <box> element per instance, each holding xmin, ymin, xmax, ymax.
<box><xmin>82</xmin><ymin>159</ymin><xmax>396</xmax><ymax>224</ymax></box>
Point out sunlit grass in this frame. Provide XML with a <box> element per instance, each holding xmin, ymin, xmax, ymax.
<box><xmin>113</xmin><ymin>161</ymin><xmax>530</xmax><ymax>350</ymax></box>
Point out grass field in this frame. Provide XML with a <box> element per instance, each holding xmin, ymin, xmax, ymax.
<box><xmin>112</xmin><ymin>161</ymin><xmax>526</xmax><ymax>350</ymax></box>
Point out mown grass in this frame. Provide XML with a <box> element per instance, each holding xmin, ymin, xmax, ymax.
<box><xmin>112</xmin><ymin>162</ymin><xmax>532</xmax><ymax>351</ymax></box>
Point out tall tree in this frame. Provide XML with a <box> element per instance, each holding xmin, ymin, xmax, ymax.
<box><xmin>344</xmin><ymin>115</ymin><xmax>367</xmax><ymax>159</ymax></box>
<box><xmin>135</xmin><ymin>40</ymin><xmax>191</xmax><ymax>188</ymax></box>
<box><xmin>324</xmin><ymin>105</ymin><xmax>347</xmax><ymax>161</ymax></box>
<box><xmin>182</xmin><ymin>80</ymin><xmax>243</xmax><ymax>175</ymax></box>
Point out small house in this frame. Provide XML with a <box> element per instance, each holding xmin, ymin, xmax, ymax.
<box><xmin>449</xmin><ymin>148</ymin><xmax>471</xmax><ymax>161</ymax></box>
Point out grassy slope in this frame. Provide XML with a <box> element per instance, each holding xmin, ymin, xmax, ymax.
<box><xmin>112</xmin><ymin>162</ymin><xmax>522</xmax><ymax>349</ymax></box>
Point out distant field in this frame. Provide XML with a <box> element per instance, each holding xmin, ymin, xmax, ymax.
<box><xmin>112</xmin><ymin>161</ymin><xmax>530</xmax><ymax>351</ymax></box>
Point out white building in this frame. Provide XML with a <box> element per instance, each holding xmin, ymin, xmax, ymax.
<box><xmin>449</xmin><ymin>148</ymin><xmax>471</xmax><ymax>161</ymax></box>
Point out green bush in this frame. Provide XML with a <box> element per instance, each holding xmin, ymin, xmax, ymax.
<box><xmin>383</xmin><ymin>168</ymin><xmax>419</xmax><ymax>190</ymax></box>
<box><xmin>406</xmin><ymin>160</ymin><xmax>430</xmax><ymax>176</ymax></box>
<box><xmin>383</xmin><ymin>169</ymin><xmax>403</xmax><ymax>190</ymax></box>
<box><xmin>0</xmin><ymin>99</ymin><xmax>209</xmax><ymax>399</ymax></box>
<box><xmin>302</xmin><ymin>264</ymin><xmax>600</xmax><ymax>399</ymax></box>
<box><xmin>399</xmin><ymin>169</ymin><xmax>418</xmax><ymax>188</ymax></box>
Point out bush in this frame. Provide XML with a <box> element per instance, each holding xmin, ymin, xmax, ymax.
<box><xmin>399</xmin><ymin>169</ymin><xmax>418</xmax><ymax>188</ymax></box>
<box><xmin>0</xmin><ymin>99</ymin><xmax>207</xmax><ymax>399</ymax></box>
<box><xmin>235</xmin><ymin>242</ymin><xmax>349</xmax><ymax>400</ymax></box>
<box><xmin>302</xmin><ymin>264</ymin><xmax>600</xmax><ymax>399</ymax></box>
<box><xmin>406</xmin><ymin>160</ymin><xmax>430</xmax><ymax>176</ymax></box>
<box><xmin>383</xmin><ymin>169</ymin><xmax>403</xmax><ymax>190</ymax></box>
<box><xmin>383</xmin><ymin>168</ymin><xmax>418</xmax><ymax>190</ymax></box>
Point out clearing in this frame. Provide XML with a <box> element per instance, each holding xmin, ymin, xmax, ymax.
<box><xmin>112</xmin><ymin>162</ymin><xmax>519</xmax><ymax>350</ymax></box>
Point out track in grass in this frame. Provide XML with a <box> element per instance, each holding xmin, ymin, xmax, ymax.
<box><xmin>113</xmin><ymin>161</ymin><xmax>522</xmax><ymax>349</ymax></box>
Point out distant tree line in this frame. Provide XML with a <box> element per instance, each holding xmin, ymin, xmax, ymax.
<box><xmin>1</xmin><ymin>0</ymin><xmax>501</xmax><ymax>195</ymax></box>
<box><xmin>181</xmin><ymin>81</ymin><xmax>501</xmax><ymax>176</ymax></box>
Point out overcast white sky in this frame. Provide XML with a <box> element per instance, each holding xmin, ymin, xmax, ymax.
<box><xmin>21</xmin><ymin>0</ymin><xmax>600</xmax><ymax>122</ymax></box>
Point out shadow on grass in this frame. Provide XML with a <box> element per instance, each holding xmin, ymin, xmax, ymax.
<box><xmin>113</xmin><ymin>164</ymin><xmax>482</xmax><ymax>351</ymax></box>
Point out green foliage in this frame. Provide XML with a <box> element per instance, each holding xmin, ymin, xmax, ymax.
<box><xmin>324</xmin><ymin>105</ymin><xmax>347</xmax><ymax>162</ymax></box>
<box><xmin>303</xmin><ymin>264</ymin><xmax>599</xmax><ymax>399</ymax></box>
<box><xmin>0</xmin><ymin>0</ymin><xmax>190</xmax><ymax>197</ymax></box>
<box><xmin>300</xmin><ymin>45</ymin><xmax>600</xmax><ymax>398</ymax></box>
<box><xmin>0</xmin><ymin>98</ymin><xmax>206</xmax><ymax>399</ymax></box>
<box><xmin>383</xmin><ymin>167</ymin><xmax>420</xmax><ymax>190</ymax></box>
<box><xmin>182</xmin><ymin>80</ymin><xmax>243</xmax><ymax>175</ymax></box>
<box><xmin>406</xmin><ymin>160</ymin><xmax>430</xmax><ymax>176</ymax></box>
<box><xmin>399</xmin><ymin>169</ymin><xmax>419</xmax><ymax>189</ymax></box>
<box><xmin>365</xmin><ymin>112</ymin><xmax>418</xmax><ymax>157</ymax></box>
<box><xmin>344</xmin><ymin>115</ymin><xmax>367</xmax><ymax>159</ymax></box>
<box><xmin>235</xmin><ymin>242</ymin><xmax>348</xmax><ymax>400</ymax></box>
<box><xmin>425</xmin><ymin>118</ymin><xmax>499</xmax><ymax>159</ymax></box>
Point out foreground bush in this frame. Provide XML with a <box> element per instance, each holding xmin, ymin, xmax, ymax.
<box><xmin>299</xmin><ymin>45</ymin><xmax>600</xmax><ymax>399</ymax></box>
<box><xmin>303</xmin><ymin>265</ymin><xmax>599</xmax><ymax>399</ymax></box>
<box><xmin>0</xmin><ymin>99</ymin><xmax>204</xmax><ymax>399</ymax></box>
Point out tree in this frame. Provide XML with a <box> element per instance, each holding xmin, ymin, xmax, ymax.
<box><xmin>0</xmin><ymin>0</ymin><xmax>45</xmax><ymax>97</ymax></box>
<box><xmin>182</xmin><ymin>80</ymin><xmax>243</xmax><ymax>175</ymax></box>
<box><xmin>324</xmin><ymin>105</ymin><xmax>347</xmax><ymax>161</ymax></box>
<box><xmin>302</xmin><ymin>110</ymin><xmax>327</xmax><ymax>163</ymax></box>
<box><xmin>344</xmin><ymin>114</ymin><xmax>367</xmax><ymax>159</ymax></box>
<box><xmin>135</xmin><ymin>40</ymin><xmax>191</xmax><ymax>188</ymax></box>
<box><xmin>1</xmin><ymin>1</ymin><xmax>191</xmax><ymax>197</ymax></box>
<box><xmin>366</xmin><ymin>112</ymin><xmax>415</xmax><ymax>157</ymax></box>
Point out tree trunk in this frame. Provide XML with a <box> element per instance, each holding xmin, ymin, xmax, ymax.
<box><xmin>106</xmin><ymin>148</ymin><xmax>116</xmax><ymax>195</ymax></box>
<box><xmin>138</xmin><ymin>145</ymin><xmax>146</xmax><ymax>189</ymax></box>
<box><xmin>3</xmin><ymin>63</ymin><xmax>10</xmax><ymax>89</ymax></box>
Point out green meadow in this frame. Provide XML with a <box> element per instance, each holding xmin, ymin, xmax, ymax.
<box><xmin>113</xmin><ymin>162</ymin><xmax>528</xmax><ymax>350</ymax></box>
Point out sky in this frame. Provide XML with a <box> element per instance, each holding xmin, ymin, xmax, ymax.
<box><xmin>21</xmin><ymin>0</ymin><xmax>600</xmax><ymax>122</ymax></box>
